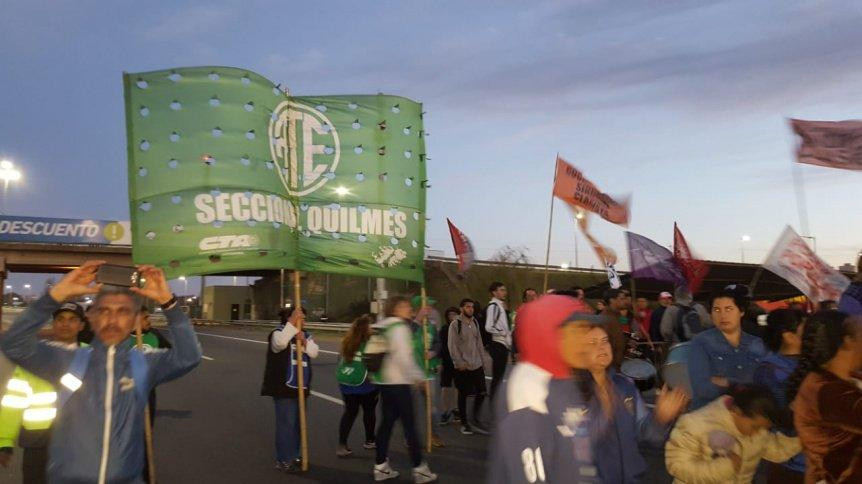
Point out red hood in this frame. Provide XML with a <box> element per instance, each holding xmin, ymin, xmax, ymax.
<box><xmin>516</xmin><ymin>295</ymin><xmax>592</xmax><ymax>378</ymax></box>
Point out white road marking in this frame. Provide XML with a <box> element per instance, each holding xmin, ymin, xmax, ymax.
<box><xmin>195</xmin><ymin>332</ymin><xmax>345</xmax><ymax>405</ymax></box>
<box><xmin>202</xmin><ymin>355</ymin><xmax>214</xmax><ymax>361</ymax></box>
<box><xmin>310</xmin><ymin>391</ymin><xmax>344</xmax><ymax>406</ymax></box>
<box><xmin>195</xmin><ymin>332</ymin><xmax>265</xmax><ymax>344</ymax></box>
<box><xmin>195</xmin><ymin>331</ymin><xmax>339</xmax><ymax>354</ymax></box>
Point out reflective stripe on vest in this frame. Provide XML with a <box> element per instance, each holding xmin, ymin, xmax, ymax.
<box><xmin>5</xmin><ymin>377</ymin><xmax>32</xmax><ymax>394</ymax></box>
<box><xmin>22</xmin><ymin>407</ymin><xmax>57</xmax><ymax>428</ymax></box>
<box><xmin>1</xmin><ymin>393</ymin><xmax>30</xmax><ymax>409</ymax></box>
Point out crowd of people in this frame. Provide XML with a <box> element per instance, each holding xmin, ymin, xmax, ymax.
<box><xmin>0</xmin><ymin>257</ymin><xmax>860</xmax><ymax>483</ymax></box>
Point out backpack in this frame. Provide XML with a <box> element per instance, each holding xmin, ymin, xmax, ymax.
<box><xmin>336</xmin><ymin>342</ymin><xmax>368</xmax><ymax>386</ymax></box>
<box><xmin>481</xmin><ymin>302</ymin><xmax>506</xmax><ymax>348</ymax></box>
<box><xmin>673</xmin><ymin>304</ymin><xmax>703</xmax><ymax>342</ymax></box>
<box><xmin>362</xmin><ymin>322</ymin><xmax>402</xmax><ymax>373</ymax></box>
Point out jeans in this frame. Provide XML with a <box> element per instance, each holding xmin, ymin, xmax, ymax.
<box><xmin>273</xmin><ymin>397</ymin><xmax>300</xmax><ymax>463</ymax></box>
<box><xmin>339</xmin><ymin>391</ymin><xmax>379</xmax><ymax>445</ymax></box>
<box><xmin>489</xmin><ymin>342</ymin><xmax>509</xmax><ymax>399</ymax></box>
<box><xmin>375</xmin><ymin>385</ymin><xmax>422</xmax><ymax>467</ymax></box>
<box><xmin>429</xmin><ymin>376</ymin><xmax>440</xmax><ymax>427</ymax></box>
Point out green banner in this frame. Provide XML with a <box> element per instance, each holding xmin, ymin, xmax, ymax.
<box><xmin>124</xmin><ymin>66</ymin><xmax>427</xmax><ymax>281</ymax></box>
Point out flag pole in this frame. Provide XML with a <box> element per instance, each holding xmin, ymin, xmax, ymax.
<box><xmin>421</xmin><ymin>287</ymin><xmax>432</xmax><ymax>453</ymax></box>
<box><xmin>135</xmin><ymin>319</ymin><xmax>156</xmax><ymax>484</ymax></box>
<box><xmin>294</xmin><ymin>270</ymin><xmax>309</xmax><ymax>471</ymax></box>
<box><xmin>280</xmin><ymin>269</ymin><xmax>285</xmax><ymax>309</ymax></box>
<box><xmin>749</xmin><ymin>266</ymin><xmax>765</xmax><ymax>295</ymax></box>
<box><xmin>543</xmin><ymin>157</ymin><xmax>559</xmax><ymax>293</ymax></box>
<box><xmin>792</xmin><ymin>154</ymin><xmax>811</xmax><ymax>236</ymax></box>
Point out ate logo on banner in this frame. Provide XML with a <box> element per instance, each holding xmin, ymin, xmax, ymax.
<box><xmin>268</xmin><ymin>101</ymin><xmax>341</xmax><ymax>196</ymax></box>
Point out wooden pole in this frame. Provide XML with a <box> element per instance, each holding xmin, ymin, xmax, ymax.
<box><xmin>749</xmin><ymin>266</ymin><xmax>765</xmax><ymax>295</ymax></box>
<box><xmin>421</xmin><ymin>287</ymin><xmax>432</xmax><ymax>453</ymax></box>
<box><xmin>279</xmin><ymin>269</ymin><xmax>285</xmax><ymax>309</ymax></box>
<box><xmin>134</xmin><ymin>320</ymin><xmax>156</xmax><ymax>484</ymax></box>
<box><xmin>542</xmin><ymin>164</ymin><xmax>559</xmax><ymax>293</ymax></box>
<box><xmin>293</xmin><ymin>270</ymin><xmax>309</xmax><ymax>471</ymax></box>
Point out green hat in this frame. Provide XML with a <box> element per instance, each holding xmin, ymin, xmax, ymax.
<box><xmin>411</xmin><ymin>295</ymin><xmax>437</xmax><ymax>308</ymax></box>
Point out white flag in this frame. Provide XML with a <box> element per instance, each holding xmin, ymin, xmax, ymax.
<box><xmin>762</xmin><ymin>226</ymin><xmax>850</xmax><ymax>302</ymax></box>
<box><xmin>606</xmin><ymin>263</ymin><xmax>622</xmax><ymax>289</ymax></box>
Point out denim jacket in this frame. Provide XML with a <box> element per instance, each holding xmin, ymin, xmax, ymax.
<box><xmin>688</xmin><ymin>328</ymin><xmax>767</xmax><ymax>410</ymax></box>
<box><xmin>592</xmin><ymin>371</ymin><xmax>672</xmax><ymax>483</ymax></box>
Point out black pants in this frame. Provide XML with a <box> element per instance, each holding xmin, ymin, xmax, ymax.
<box><xmin>375</xmin><ymin>385</ymin><xmax>422</xmax><ymax>467</ymax></box>
<box><xmin>22</xmin><ymin>447</ymin><xmax>47</xmax><ymax>484</ymax></box>
<box><xmin>457</xmin><ymin>390</ymin><xmax>485</xmax><ymax>426</ymax></box>
<box><xmin>339</xmin><ymin>390</ymin><xmax>379</xmax><ymax>445</ymax></box>
<box><xmin>489</xmin><ymin>342</ymin><xmax>509</xmax><ymax>399</ymax></box>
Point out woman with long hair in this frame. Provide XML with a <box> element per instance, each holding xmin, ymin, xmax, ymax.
<box><xmin>335</xmin><ymin>314</ymin><xmax>379</xmax><ymax>457</ymax></box>
<box><xmin>787</xmin><ymin>311</ymin><xmax>862</xmax><ymax>483</ymax></box>
<box><xmin>753</xmin><ymin>309</ymin><xmax>806</xmax><ymax>483</ymax></box>
<box><xmin>688</xmin><ymin>285</ymin><xmax>768</xmax><ymax>409</ymax></box>
<box><xmin>582</xmin><ymin>323</ymin><xmax>689</xmax><ymax>483</ymax></box>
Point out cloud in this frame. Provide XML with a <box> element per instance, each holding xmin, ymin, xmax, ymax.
<box><xmin>140</xmin><ymin>5</ymin><xmax>235</xmax><ymax>42</ymax></box>
<box><xmin>253</xmin><ymin>1</ymin><xmax>862</xmax><ymax>119</ymax></box>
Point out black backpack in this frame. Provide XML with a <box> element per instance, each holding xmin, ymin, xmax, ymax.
<box><xmin>481</xmin><ymin>302</ymin><xmax>508</xmax><ymax>348</ymax></box>
<box><xmin>673</xmin><ymin>304</ymin><xmax>703</xmax><ymax>342</ymax></box>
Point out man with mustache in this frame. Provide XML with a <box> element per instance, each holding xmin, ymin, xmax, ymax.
<box><xmin>0</xmin><ymin>261</ymin><xmax>202</xmax><ymax>483</ymax></box>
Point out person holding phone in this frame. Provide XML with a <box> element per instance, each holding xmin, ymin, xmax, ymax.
<box><xmin>0</xmin><ymin>261</ymin><xmax>202</xmax><ymax>483</ymax></box>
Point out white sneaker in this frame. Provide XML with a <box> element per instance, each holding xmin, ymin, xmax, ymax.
<box><xmin>374</xmin><ymin>460</ymin><xmax>400</xmax><ymax>481</ymax></box>
<box><xmin>413</xmin><ymin>462</ymin><xmax>438</xmax><ymax>483</ymax></box>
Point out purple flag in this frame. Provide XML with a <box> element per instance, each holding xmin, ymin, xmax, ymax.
<box><xmin>626</xmin><ymin>231</ymin><xmax>686</xmax><ymax>285</ymax></box>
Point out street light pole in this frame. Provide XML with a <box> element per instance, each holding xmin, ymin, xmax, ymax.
<box><xmin>0</xmin><ymin>160</ymin><xmax>22</xmax><ymax>215</ymax></box>
<box><xmin>741</xmin><ymin>235</ymin><xmax>751</xmax><ymax>263</ymax></box>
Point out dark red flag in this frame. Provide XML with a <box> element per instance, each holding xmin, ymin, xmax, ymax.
<box><xmin>447</xmin><ymin>218</ymin><xmax>475</xmax><ymax>273</ymax></box>
<box><xmin>673</xmin><ymin>222</ymin><xmax>710</xmax><ymax>294</ymax></box>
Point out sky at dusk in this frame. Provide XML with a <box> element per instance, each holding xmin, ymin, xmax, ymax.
<box><xmin>1</xmin><ymin>0</ymin><xmax>860</xmax><ymax>293</ymax></box>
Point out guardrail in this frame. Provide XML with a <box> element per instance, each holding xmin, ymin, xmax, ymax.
<box><xmin>190</xmin><ymin>318</ymin><xmax>351</xmax><ymax>332</ymax></box>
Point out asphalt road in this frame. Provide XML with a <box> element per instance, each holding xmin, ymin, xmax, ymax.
<box><xmin>1</xmin><ymin>322</ymin><xmax>674</xmax><ymax>483</ymax></box>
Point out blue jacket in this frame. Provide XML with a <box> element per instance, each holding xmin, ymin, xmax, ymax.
<box><xmin>591</xmin><ymin>372</ymin><xmax>671</xmax><ymax>484</ymax></box>
<box><xmin>688</xmin><ymin>328</ymin><xmax>767</xmax><ymax>410</ymax></box>
<box><xmin>839</xmin><ymin>281</ymin><xmax>862</xmax><ymax>316</ymax></box>
<box><xmin>753</xmin><ymin>352</ymin><xmax>805</xmax><ymax>473</ymax></box>
<box><xmin>0</xmin><ymin>295</ymin><xmax>202</xmax><ymax>484</ymax></box>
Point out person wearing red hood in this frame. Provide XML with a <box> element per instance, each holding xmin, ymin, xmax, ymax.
<box><xmin>487</xmin><ymin>295</ymin><xmax>602</xmax><ymax>484</ymax></box>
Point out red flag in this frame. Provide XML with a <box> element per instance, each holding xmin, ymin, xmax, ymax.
<box><xmin>553</xmin><ymin>156</ymin><xmax>631</xmax><ymax>226</ymax></box>
<box><xmin>673</xmin><ymin>222</ymin><xmax>709</xmax><ymax>294</ymax></box>
<box><xmin>446</xmin><ymin>218</ymin><xmax>475</xmax><ymax>273</ymax></box>
<box><xmin>790</xmin><ymin>119</ymin><xmax>862</xmax><ymax>171</ymax></box>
